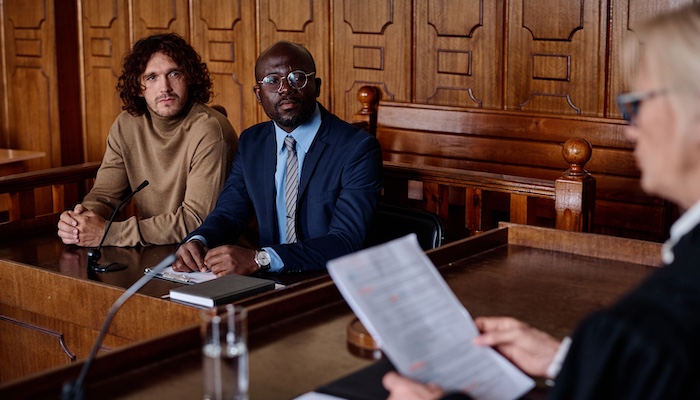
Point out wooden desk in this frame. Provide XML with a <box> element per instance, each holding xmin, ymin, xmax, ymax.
<box><xmin>0</xmin><ymin>224</ymin><xmax>662</xmax><ymax>399</ymax></box>
<box><xmin>0</xmin><ymin>149</ymin><xmax>45</xmax><ymax>176</ymax></box>
<box><xmin>0</xmin><ymin>148</ymin><xmax>45</xmax><ymax>214</ymax></box>
<box><xmin>0</xmin><ymin>232</ymin><xmax>329</xmax><ymax>383</ymax></box>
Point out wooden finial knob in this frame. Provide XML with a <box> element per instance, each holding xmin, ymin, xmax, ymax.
<box><xmin>562</xmin><ymin>138</ymin><xmax>592</xmax><ymax>176</ymax></box>
<box><xmin>357</xmin><ymin>86</ymin><xmax>378</xmax><ymax>115</ymax></box>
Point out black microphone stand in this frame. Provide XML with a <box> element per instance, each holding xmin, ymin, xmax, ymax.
<box><xmin>88</xmin><ymin>180</ymin><xmax>149</xmax><ymax>272</ymax></box>
<box><xmin>61</xmin><ymin>253</ymin><xmax>176</xmax><ymax>400</ymax></box>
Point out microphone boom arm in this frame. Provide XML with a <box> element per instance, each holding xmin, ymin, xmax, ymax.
<box><xmin>62</xmin><ymin>253</ymin><xmax>176</xmax><ymax>400</ymax></box>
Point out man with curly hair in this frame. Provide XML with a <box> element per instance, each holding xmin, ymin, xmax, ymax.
<box><xmin>57</xmin><ymin>33</ymin><xmax>237</xmax><ymax>247</ymax></box>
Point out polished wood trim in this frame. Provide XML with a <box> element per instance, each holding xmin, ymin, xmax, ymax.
<box><xmin>0</xmin><ymin>149</ymin><xmax>46</xmax><ymax>164</ymax></box>
<box><xmin>502</xmin><ymin>222</ymin><xmax>662</xmax><ymax>267</ymax></box>
<box><xmin>0</xmin><ymin>162</ymin><xmax>99</xmax><ymax>233</ymax></box>
<box><xmin>0</xmin><ymin>314</ymin><xmax>77</xmax><ymax>361</ymax></box>
<box><xmin>0</xmin><ymin>162</ymin><xmax>99</xmax><ymax>193</ymax></box>
<box><xmin>385</xmin><ymin>161</ymin><xmax>556</xmax><ymax>198</ymax></box>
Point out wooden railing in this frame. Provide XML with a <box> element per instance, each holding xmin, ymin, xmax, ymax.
<box><xmin>354</xmin><ymin>86</ymin><xmax>596</xmax><ymax>239</ymax></box>
<box><xmin>382</xmin><ymin>138</ymin><xmax>595</xmax><ymax>236</ymax></box>
<box><xmin>0</xmin><ymin>161</ymin><xmax>100</xmax><ymax>237</ymax></box>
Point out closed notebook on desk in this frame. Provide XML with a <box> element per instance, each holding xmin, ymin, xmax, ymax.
<box><xmin>169</xmin><ymin>274</ymin><xmax>275</xmax><ymax>307</ymax></box>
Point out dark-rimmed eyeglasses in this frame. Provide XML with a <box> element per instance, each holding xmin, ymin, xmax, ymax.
<box><xmin>256</xmin><ymin>70</ymin><xmax>316</xmax><ymax>93</ymax></box>
<box><xmin>617</xmin><ymin>89</ymin><xmax>668</xmax><ymax>122</ymax></box>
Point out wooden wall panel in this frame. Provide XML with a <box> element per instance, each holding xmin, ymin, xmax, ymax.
<box><xmin>79</xmin><ymin>0</ymin><xmax>131</xmax><ymax>162</ymax></box>
<box><xmin>132</xmin><ymin>0</ymin><xmax>189</xmax><ymax>40</ymax></box>
<box><xmin>607</xmin><ymin>0</ymin><xmax>695</xmax><ymax>119</ymax></box>
<box><xmin>2</xmin><ymin>0</ymin><xmax>59</xmax><ymax>169</ymax></box>
<box><xmin>505</xmin><ymin>0</ymin><xmax>606</xmax><ymax>116</ymax></box>
<box><xmin>414</xmin><ymin>0</ymin><xmax>504</xmax><ymax>109</ymax></box>
<box><xmin>191</xmin><ymin>0</ymin><xmax>257</xmax><ymax>134</ymax></box>
<box><xmin>332</xmin><ymin>0</ymin><xmax>412</xmax><ymax>122</ymax></box>
<box><xmin>0</xmin><ymin>0</ymin><xmax>693</xmax><ymax>240</ymax></box>
<box><xmin>258</xmin><ymin>0</ymin><xmax>331</xmax><ymax>111</ymax></box>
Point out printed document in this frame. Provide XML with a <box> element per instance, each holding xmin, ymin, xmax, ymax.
<box><xmin>327</xmin><ymin>234</ymin><xmax>535</xmax><ymax>400</ymax></box>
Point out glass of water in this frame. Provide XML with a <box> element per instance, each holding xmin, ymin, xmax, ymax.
<box><xmin>201</xmin><ymin>305</ymin><xmax>248</xmax><ymax>400</ymax></box>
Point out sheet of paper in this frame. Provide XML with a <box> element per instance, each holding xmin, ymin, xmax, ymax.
<box><xmin>146</xmin><ymin>266</ymin><xmax>216</xmax><ymax>284</ymax></box>
<box><xmin>327</xmin><ymin>234</ymin><xmax>535</xmax><ymax>400</ymax></box>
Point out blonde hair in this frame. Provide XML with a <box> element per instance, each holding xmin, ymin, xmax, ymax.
<box><xmin>623</xmin><ymin>4</ymin><xmax>700</xmax><ymax>133</ymax></box>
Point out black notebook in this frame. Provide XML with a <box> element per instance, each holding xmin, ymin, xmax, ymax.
<box><xmin>169</xmin><ymin>274</ymin><xmax>275</xmax><ymax>307</ymax></box>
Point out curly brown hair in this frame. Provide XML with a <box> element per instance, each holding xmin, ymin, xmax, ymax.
<box><xmin>117</xmin><ymin>33</ymin><xmax>212</xmax><ymax>116</ymax></box>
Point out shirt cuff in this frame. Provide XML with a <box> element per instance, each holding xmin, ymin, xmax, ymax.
<box><xmin>187</xmin><ymin>234</ymin><xmax>208</xmax><ymax>247</ymax></box>
<box><xmin>546</xmin><ymin>336</ymin><xmax>572</xmax><ymax>383</ymax></box>
<box><xmin>264</xmin><ymin>247</ymin><xmax>284</xmax><ymax>273</ymax></box>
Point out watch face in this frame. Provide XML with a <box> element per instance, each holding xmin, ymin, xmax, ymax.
<box><xmin>257</xmin><ymin>250</ymin><xmax>271</xmax><ymax>267</ymax></box>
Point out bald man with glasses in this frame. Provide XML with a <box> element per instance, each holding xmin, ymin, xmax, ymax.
<box><xmin>173</xmin><ymin>41</ymin><xmax>383</xmax><ymax>277</ymax></box>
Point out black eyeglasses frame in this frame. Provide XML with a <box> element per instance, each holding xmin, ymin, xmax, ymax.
<box><xmin>616</xmin><ymin>89</ymin><xmax>669</xmax><ymax>122</ymax></box>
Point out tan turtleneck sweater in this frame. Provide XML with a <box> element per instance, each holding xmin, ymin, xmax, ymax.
<box><xmin>82</xmin><ymin>102</ymin><xmax>237</xmax><ymax>246</ymax></box>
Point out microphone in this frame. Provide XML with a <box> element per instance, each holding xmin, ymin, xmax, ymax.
<box><xmin>61</xmin><ymin>253</ymin><xmax>176</xmax><ymax>400</ymax></box>
<box><xmin>87</xmin><ymin>180</ymin><xmax>149</xmax><ymax>272</ymax></box>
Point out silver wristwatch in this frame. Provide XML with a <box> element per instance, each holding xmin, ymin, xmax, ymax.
<box><xmin>255</xmin><ymin>249</ymin><xmax>271</xmax><ymax>272</ymax></box>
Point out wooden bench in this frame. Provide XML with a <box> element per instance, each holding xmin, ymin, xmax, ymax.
<box><xmin>354</xmin><ymin>86</ymin><xmax>601</xmax><ymax>241</ymax></box>
<box><xmin>0</xmin><ymin>162</ymin><xmax>100</xmax><ymax>238</ymax></box>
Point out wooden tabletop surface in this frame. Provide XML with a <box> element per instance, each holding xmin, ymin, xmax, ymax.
<box><xmin>0</xmin><ymin>224</ymin><xmax>662</xmax><ymax>399</ymax></box>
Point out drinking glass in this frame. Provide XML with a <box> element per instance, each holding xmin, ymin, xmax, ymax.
<box><xmin>201</xmin><ymin>305</ymin><xmax>248</xmax><ymax>400</ymax></box>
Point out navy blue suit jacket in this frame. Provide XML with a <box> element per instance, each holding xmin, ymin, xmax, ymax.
<box><xmin>185</xmin><ymin>105</ymin><xmax>383</xmax><ymax>272</ymax></box>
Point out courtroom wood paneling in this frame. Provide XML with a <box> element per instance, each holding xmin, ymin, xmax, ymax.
<box><xmin>505</xmin><ymin>0</ymin><xmax>607</xmax><ymax>116</ymax></box>
<box><xmin>131</xmin><ymin>0</ymin><xmax>189</xmax><ymax>41</ymax></box>
<box><xmin>332</xmin><ymin>0</ymin><xmax>412</xmax><ymax>121</ymax></box>
<box><xmin>0</xmin><ymin>258</ymin><xmax>200</xmax><ymax>381</ymax></box>
<box><xmin>1</xmin><ymin>313</ymin><xmax>76</xmax><ymax>382</ymax></box>
<box><xmin>56</xmin><ymin>0</ymin><xmax>84</xmax><ymax>166</ymax></box>
<box><xmin>191</xmin><ymin>0</ymin><xmax>258</xmax><ymax>135</ymax></box>
<box><xmin>1</xmin><ymin>0</ymin><xmax>60</xmax><ymax>169</ymax></box>
<box><xmin>79</xmin><ymin>0</ymin><xmax>131</xmax><ymax>162</ymax></box>
<box><xmin>414</xmin><ymin>0</ymin><xmax>504</xmax><ymax>109</ymax></box>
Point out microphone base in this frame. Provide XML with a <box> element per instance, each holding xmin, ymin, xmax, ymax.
<box><xmin>61</xmin><ymin>380</ymin><xmax>84</xmax><ymax>400</ymax></box>
<box><xmin>91</xmin><ymin>262</ymin><xmax>128</xmax><ymax>273</ymax></box>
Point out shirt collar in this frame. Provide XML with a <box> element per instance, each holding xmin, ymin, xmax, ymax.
<box><xmin>275</xmin><ymin>104</ymin><xmax>321</xmax><ymax>155</ymax></box>
<box><xmin>662</xmin><ymin>200</ymin><xmax>700</xmax><ymax>264</ymax></box>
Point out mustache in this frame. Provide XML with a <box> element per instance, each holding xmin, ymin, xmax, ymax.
<box><xmin>156</xmin><ymin>94</ymin><xmax>179</xmax><ymax>102</ymax></box>
<box><xmin>275</xmin><ymin>96</ymin><xmax>301</xmax><ymax>106</ymax></box>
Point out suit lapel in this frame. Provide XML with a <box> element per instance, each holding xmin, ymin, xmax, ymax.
<box><xmin>298</xmin><ymin>108</ymin><xmax>330</xmax><ymax>198</ymax></box>
<box><xmin>261</xmin><ymin>123</ymin><xmax>279</xmax><ymax>234</ymax></box>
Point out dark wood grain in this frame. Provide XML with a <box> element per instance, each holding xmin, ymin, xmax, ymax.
<box><xmin>0</xmin><ymin>224</ymin><xmax>662</xmax><ymax>399</ymax></box>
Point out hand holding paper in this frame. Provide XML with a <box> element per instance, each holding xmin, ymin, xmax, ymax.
<box><xmin>327</xmin><ymin>234</ymin><xmax>534</xmax><ymax>400</ymax></box>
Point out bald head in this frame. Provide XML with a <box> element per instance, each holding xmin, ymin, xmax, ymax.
<box><xmin>255</xmin><ymin>41</ymin><xmax>316</xmax><ymax>81</ymax></box>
